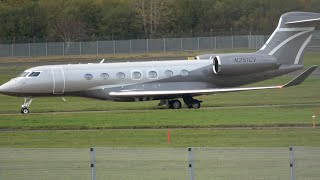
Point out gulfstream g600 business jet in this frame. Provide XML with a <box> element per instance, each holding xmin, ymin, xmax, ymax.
<box><xmin>0</xmin><ymin>12</ymin><xmax>319</xmax><ymax>114</ymax></box>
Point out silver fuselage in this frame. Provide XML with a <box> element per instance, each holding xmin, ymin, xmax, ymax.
<box><xmin>0</xmin><ymin>58</ymin><xmax>302</xmax><ymax>102</ymax></box>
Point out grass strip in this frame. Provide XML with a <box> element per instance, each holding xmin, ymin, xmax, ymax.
<box><xmin>0</xmin><ymin>128</ymin><xmax>319</xmax><ymax>147</ymax></box>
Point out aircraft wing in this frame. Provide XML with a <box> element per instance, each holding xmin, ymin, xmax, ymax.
<box><xmin>109</xmin><ymin>66</ymin><xmax>317</xmax><ymax>98</ymax></box>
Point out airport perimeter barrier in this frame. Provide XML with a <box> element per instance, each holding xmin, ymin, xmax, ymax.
<box><xmin>0</xmin><ymin>31</ymin><xmax>319</xmax><ymax>58</ymax></box>
<box><xmin>1</xmin><ymin>147</ymin><xmax>320</xmax><ymax>180</ymax></box>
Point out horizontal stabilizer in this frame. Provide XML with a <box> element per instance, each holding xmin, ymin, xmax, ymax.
<box><xmin>286</xmin><ymin>18</ymin><xmax>320</xmax><ymax>25</ymax></box>
<box><xmin>283</xmin><ymin>65</ymin><xmax>317</xmax><ymax>88</ymax></box>
<box><xmin>109</xmin><ymin>66</ymin><xmax>317</xmax><ymax>97</ymax></box>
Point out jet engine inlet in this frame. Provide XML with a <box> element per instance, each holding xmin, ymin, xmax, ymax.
<box><xmin>213</xmin><ymin>57</ymin><xmax>221</xmax><ymax>74</ymax></box>
<box><xmin>212</xmin><ymin>54</ymin><xmax>280</xmax><ymax>76</ymax></box>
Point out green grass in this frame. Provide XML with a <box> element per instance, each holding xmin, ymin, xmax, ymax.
<box><xmin>1</xmin><ymin>129</ymin><xmax>319</xmax><ymax>147</ymax></box>
<box><xmin>0</xmin><ymin>106</ymin><xmax>319</xmax><ymax>130</ymax></box>
<box><xmin>303</xmin><ymin>51</ymin><xmax>320</xmax><ymax>66</ymax></box>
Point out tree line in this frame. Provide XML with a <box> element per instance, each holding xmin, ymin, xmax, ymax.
<box><xmin>0</xmin><ymin>0</ymin><xmax>319</xmax><ymax>43</ymax></box>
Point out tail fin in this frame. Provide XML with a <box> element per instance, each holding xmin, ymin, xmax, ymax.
<box><xmin>258</xmin><ymin>12</ymin><xmax>320</xmax><ymax>65</ymax></box>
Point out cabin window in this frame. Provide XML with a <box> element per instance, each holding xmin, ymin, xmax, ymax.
<box><xmin>84</xmin><ymin>73</ymin><xmax>93</xmax><ymax>80</ymax></box>
<box><xmin>164</xmin><ymin>70</ymin><xmax>173</xmax><ymax>77</ymax></box>
<box><xmin>180</xmin><ymin>69</ymin><xmax>189</xmax><ymax>76</ymax></box>
<box><xmin>100</xmin><ymin>73</ymin><xmax>109</xmax><ymax>80</ymax></box>
<box><xmin>28</xmin><ymin>72</ymin><xmax>41</xmax><ymax>77</ymax></box>
<box><xmin>132</xmin><ymin>71</ymin><xmax>142</xmax><ymax>80</ymax></box>
<box><xmin>19</xmin><ymin>72</ymin><xmax>30</xmax><ymax>77</ymax></box>
<box><xmin>116</xmin><ymin>72</ymin><xmax>125</xmax><ymax>79</ymax></box>
<box><xmin>148</xmin><ymin>71</ymin><xmax>158</xmax><ymax>79</ymax></box>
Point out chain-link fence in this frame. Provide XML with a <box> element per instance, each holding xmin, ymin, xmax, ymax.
<box><xmin>1</xmin><ymin>147</ymin><xmax>320</xmax><ymax>180</ymax></box>
<box><xmin>0</xmin><ymin>31</ymin><xmax>319</xmax><ymax>58</ymax></box>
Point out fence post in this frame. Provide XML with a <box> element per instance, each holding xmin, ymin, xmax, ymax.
<box><xmin>180</xmin><ymin>38</ymin><xmax>183</xmax><ymax>52</ymax></box>
<box><xmin>147</xmin><ymin>39</ymin><xmax>149</xmax><ymax>53</ymax></box>
<box><xmin>188</xmin><ymin>147</ymin><xmax>195</xmax><ymax>180</ymax></box>
<box><xmin>90</xmin><ymin>147</ymin><xmax>96</xmax><ymax>180</ymax></box>
<box><xmin>231</xmin><ymin>36</ymin><xmax>234</xmax><ymax>49</ymax></box>
<box><xmin>80</xmin><ymin>42</ymin><xmax>82</xmax><ymax>56</ymax></box>
<box><xmin>96</xmin><ymin>41</ymin><xmax>99</xmax><ymax>55</ymax></box>
<box><xmin>290</xmin><ymin>146</ymin><xmax>295</xmax><ymax>180</ymax></box>
<box><xmin>46</xmin><ymin>42</ymin><xmax>48</xmax><ymax>56</ymax></box>
<box><xmin>197</xmin><ymin>37</ymin><xmax>200</xmax><ymax>51</ymax></box>
<box><xmin>130</xmin><ymin>40</ymin><xmax>132</xmax><ymax>53</ymax></box>
<box><xmin>214</xmin><ymin>37</ymin><xmax>217</xmax><ymax>50</ymax></box>
<box><xmin>113</xmin><ymin>40</ymin><xmax>116</xmax><ymax>54</ymax></box>
<box><xmin>11</xmin><ymin>44</ymin><xmax>14</xmax><ymax>57</ymax></box>
<box><xmin>163</xmin><ymin>38</ymin><xmax>166</xmax><ymax>53</ymax></box>
<box><xmin>248</xmin><ymin>35</ymin><xmax>250</xmax><ymax>49</ymax></box>
<box><xmin>62</xmin><ymin>42</ymin><xmax>65</xmax><ymax>56</ymax></box>
<box><xmin>29</xmin><ymin>43</ymin><xmax>31</xmax><ymax>56</ymax></box>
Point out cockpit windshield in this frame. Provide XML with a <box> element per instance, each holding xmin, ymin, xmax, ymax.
<box><xmin>28</xmin><ymin>72</ymin><xmax>41</xmax><ymax>77</ymax></box>
<box><xmin>19</xmin><ymin>71</ymin><xmax>30</xmax><ymax>77</ymax></box>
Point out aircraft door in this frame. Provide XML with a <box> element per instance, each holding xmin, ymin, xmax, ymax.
<box><xmin>51</xmin><ymin>67</ymin><xmax>65</xmax><ymax>94</ymax></box>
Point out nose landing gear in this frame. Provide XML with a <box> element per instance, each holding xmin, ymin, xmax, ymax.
<box><xmin>21</xmin><ymin>97</ymin><xmax>33</xmax><ymax>114</ymax></box>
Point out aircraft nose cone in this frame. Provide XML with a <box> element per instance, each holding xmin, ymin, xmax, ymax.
<box><xmin>0</xmin><ymin>82</ymin><xmax>14</xmax><ymax>94</ymax></box>
<box><xmin>0</xmin><ymin>84</ymin><xmax>6</xmax><ymax>93</ymax></box>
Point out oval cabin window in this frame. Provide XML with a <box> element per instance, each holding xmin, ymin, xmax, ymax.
<box><xmin>116</xmin><ymin>72</ymin><xmax>125</xmax><ymax>79</ymax></box>
<box><xmin>84</xmin><ymin>73</ymin><xmax>93</xmax><ymax>80</ymax></box>
<box><xmin>180</xmin><ymin>69</ymin><xmax>189</xmax><ymax>76</ymax></box>
<box><xmin>132</xmin><ymin>71</ymin><xmax>142</xmax><ymax>80</ymax></box>
<box><xmin>164</xmin><ymin>70</ymin><xmax>173</xmax><ymax>77</ymax></box>
<box><xmin>100</xmin><ymin>73</ymin><xmax>109</xmax><ymax>80</ymax></box>
<box><xmin>148</xmin><ymin>71</ymin><xmax>158</xmax><ymax>79</ymax></box>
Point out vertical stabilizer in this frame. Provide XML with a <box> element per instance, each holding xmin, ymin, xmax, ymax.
<box><xmin>258</xmin><ymin>12</ymin><xmax>320</xmax><ymax>65</ymax></box>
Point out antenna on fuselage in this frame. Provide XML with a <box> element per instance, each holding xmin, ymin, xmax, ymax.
<box><xmin>100</xmin><ymin>59</ymin><xmax>105</xmax><ymax>64</ymax></box>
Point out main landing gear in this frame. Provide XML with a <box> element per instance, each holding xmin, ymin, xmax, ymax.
<box><xmin>166</xmin><ymin>96</ymin><xmax>202</xmax><ymax>109</ymax></box>
<box><xmin>21</xmin><ymin>97</ymin><xmax>33</xmax><ymax>114</ymax></box>
<box><xmin>183</xmin><ymin>96</ymin><xmax>202</xmax><ymax>109</ymax></box>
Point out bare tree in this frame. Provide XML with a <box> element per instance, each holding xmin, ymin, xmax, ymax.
<box><xmin>49</xmin><ymin>17</ymin><xmax>88</xmax><ymax>54</ymax></box>
<box><xmin>50</xmin><ymin>17</ymin><xmax>88</xmax><ymax>42</ymax></box>
<box><xmin>133</xmin><ymin>0</ymin><xmax>173</xmax><ymax>38</ymax></box>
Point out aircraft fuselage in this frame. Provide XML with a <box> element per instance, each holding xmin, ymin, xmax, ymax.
<box><xmin>0</xmin><ymin>58</ymin><xmax>302</xmax><ymax>102</ymax></box>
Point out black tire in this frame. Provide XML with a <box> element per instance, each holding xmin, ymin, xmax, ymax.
<box><xmin>21</xmin><ymin>108</ymin><xmax>29</xmax><ymax>114</ymax></box>
<box><xmin>191</xmin><ymin>101</ymin><xmax>201</xmax><ymax>109</ymax></box>
<box><xmin>171</xmin><ymin>100</ymin><xmax>182</xmax><ymax>109</ymax></box>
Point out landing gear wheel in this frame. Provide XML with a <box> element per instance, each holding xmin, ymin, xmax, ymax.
<box><xmin>191</xmin><ymin>101</ymin><xmax>201</xmax><ymax>109</ymax></box>
<box><xmin>182</xmin><ymin>96</ymin><xmax>202</xmax><ymax>109</ymax></box>
<box><xmin>21</xmin><ymin>108</ymin><xmax>29</xmax><ymax>114</ymax></box>
<box><xmin>171</xmin><ymin>100</ymin><xmax>182</xmax><ymax>109</ymax></box>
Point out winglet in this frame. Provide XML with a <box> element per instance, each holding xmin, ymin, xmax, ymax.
<box><xmin>100</xmin><ymin>59</ymin><xmax>105</xmax><ymax>64</ymax></box>
<box><xmin>282</xmin><ymin>65</ymin><xmax>317</xmax><ymax>88</ymax></box>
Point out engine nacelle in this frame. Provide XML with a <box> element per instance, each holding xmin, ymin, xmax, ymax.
<box><xmin>213</xmin><ymin>54</ymin><xmax>279</xmax><ymax>76</ymax></box>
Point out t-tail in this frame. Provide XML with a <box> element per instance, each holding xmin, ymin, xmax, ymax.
<box><xmin>258</xmin><ymin>12</ymin><xmax>320</xmax><ymax>65</ymax></box>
